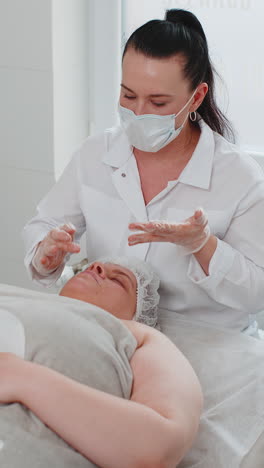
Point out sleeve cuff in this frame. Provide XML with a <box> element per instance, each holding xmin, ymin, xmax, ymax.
<box><xmin>187</xmin><ymin>238</ymin><xmax>235</xmax><ymax>291</ymax></box>
<box><xmin>28</xmin><ymin>261</ymin><xmax>66</xmax><ymax>288</ymax></box>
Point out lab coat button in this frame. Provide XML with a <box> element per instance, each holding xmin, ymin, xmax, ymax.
<box><xmin>121</xmin><ymin>173</ymin><xmax>126</xmax><ymax>177</ymax></box>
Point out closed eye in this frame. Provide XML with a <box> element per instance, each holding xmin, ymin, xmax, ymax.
<box><xmin>152</xmin><ymin>102</ymin><xmax>166</xmax><ymax>107</ymax></box>
<box><xmin>112</xmin><ymin>277</ymin><xmax>125</xmax><ymax>288</ymax></box>
<box><xmin>110</xmin><ymin>268</ymin><xmax>135</xmax><ymax>292</ymax></box>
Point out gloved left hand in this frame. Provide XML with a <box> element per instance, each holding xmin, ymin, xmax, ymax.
<box><xmin>128</xmin><ymin>208</ymin><xmax>211</xmax><ymax>254</ymax></box>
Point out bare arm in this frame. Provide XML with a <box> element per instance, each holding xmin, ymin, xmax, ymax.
<box><xmin>2</xmin><ymin>324</ymin><xmax>202</xmax><ymax>468</ymax></box>
<box><xmin>122</xmin><ymin>320</ymin><xmax>203</xmax><ymax>460</ymax></box>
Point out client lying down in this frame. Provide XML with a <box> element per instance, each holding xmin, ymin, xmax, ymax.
<box><xmin>0</xmin><ymin>257</ymin><xmax>202</xmax><ymax>468</ymax></box>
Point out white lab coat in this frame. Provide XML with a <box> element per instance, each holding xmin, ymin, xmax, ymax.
<box><xmin>23</xmin><ymin>119</ymin><xmax>264</xmax><ymax>331</ymax></box>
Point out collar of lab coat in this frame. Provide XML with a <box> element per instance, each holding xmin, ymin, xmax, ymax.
<box><xmin>177</xmin><ymin>118</ymin><xmax>215</xmax><ymax>190</ymax></box>
<box><xmin>102</xmin><ymin>118</ymin><xmax>215</xmax><ymax>190</ymax></box>
<box><xmin>102</xmin><ymin>127</ymin><xmax>133</xmax><ymax>167</ymax></box>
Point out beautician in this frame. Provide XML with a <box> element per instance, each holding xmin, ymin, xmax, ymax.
<box><xmin>23</xmin><ymin>9</ymin><xmax>264</xmax><ymax>332</ymax></box>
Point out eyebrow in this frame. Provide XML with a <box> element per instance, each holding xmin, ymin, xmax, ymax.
<box><xmin>121</xmin><ymin>83</ymin><xmax>173</xmax><ymax>98</ymax></box>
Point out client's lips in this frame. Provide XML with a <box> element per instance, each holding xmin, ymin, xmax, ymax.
<box><xmin>83</xmin><ymin>270</ymin><xmax>100</xmax><ymax>283</ymax></box>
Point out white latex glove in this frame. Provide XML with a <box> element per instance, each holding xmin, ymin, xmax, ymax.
<box><xmin>128</xmin><ymin>208</ymin><xmax>211</xmax><ymax>254</ymax></box>
<box><xmin>32</xmin><ymin>223</ymin><xmax>80</xmax><ymax>276</ymax></box>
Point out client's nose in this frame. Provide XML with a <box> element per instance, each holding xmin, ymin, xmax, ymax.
<box><xmin>90</xmin><ymin>262</ymin><xmax>106</xmax><ymax>278</ymax></box>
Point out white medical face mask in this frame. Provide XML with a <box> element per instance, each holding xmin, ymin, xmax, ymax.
<box><xmin>118</xmin><ymin>89</ymin><xmax>197</xmax><ymax>153</ymax></box>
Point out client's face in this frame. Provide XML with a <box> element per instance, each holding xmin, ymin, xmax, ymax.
<box><xmin>59</xmin><ymin>262</ymin><xmax>137</xmax><ymax>320</ymax></box>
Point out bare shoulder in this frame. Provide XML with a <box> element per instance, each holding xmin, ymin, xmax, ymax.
<box><xmin>120</xmin><ymin>319</ymin><xmax>188</xmax><ymax>353</ymax></box>
<box><xmin>120</xmin><ymin>319</ymin><xmax>158</xmax><ymax>347</ymax></box>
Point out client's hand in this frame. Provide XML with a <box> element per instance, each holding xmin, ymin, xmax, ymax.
<box><xmin>32</xmin><ymin>223</ymin><xmax>80</xmax><ymax>276</ymax></box>
<box><xmin>128</xmin><ymin>208</ymin><xmax>211</xmax><ymax>254</ymax></box>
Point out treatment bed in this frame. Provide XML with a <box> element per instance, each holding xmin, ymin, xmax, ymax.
<box><xmin>0</xmin><ymin>283</ymin><xmax>264</xmax><ymax>468</ymax></box>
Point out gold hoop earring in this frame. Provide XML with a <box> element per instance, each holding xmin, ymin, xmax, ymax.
<box><xmin>190</xmin><ymin>111</ymin><xmax>197</xmax><ymax>122</ymax></box>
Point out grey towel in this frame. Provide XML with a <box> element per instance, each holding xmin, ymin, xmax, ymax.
<box><xmin>0</xmin><ymin>284</ymin><xmax>137</xmax><ymax>468</ymax></box>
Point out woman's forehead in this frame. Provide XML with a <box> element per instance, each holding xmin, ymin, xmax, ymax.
<box><xmin>122</xmin><ymin>49</ymin><xmax>188</xmax><ymax>95</ymax></box>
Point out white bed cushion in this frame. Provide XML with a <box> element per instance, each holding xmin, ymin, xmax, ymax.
<box><xmin>0</xmin><ymin>309</ymin><xmax>25</xmax><ymax>357</ymax></box>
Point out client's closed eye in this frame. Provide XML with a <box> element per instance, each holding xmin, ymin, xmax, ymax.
<box><xmin>112</xmin><ymin>277</ymin><xmax>125</xmax><ymax>288</ymax></box>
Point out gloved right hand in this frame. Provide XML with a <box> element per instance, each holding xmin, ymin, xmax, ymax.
<box><xmin>128</xmin><ymin>208</ymin><xmax>210</xmax><ymax>254</ymax></box>
<box><xmin>32</xmin><ymin>223</ymin><xmax>80</xmax><ymax>276</ymax></box>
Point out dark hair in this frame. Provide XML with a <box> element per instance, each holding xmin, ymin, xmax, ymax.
<box><xmin>122</xmin><ymin>9</ymin><xmax>235</xmax><ymax>142</ymax></box>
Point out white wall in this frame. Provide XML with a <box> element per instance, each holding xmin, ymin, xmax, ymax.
<box><xmin>0</xmin><ymin>0</ymin><xmax>55</xmax><ymax>289</ymax></box>
<box><xmin>88</xmin><ymin>0</ymin><xmax>122</xmax><ymax>134</ymax></box>
<box><xmin>52</xmin><ymin>0</ymin><xmax>90</xmax><ymax>179</ymax></box>
<box><xmin>0</xmin><ymin>0</ymin><xmax>92</xmax><ymax>289</ymax></box>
